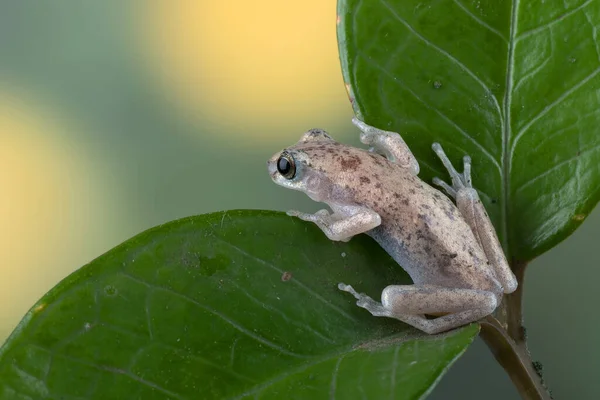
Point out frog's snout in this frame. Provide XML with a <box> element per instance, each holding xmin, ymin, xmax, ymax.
<box><xmin>267</xmin><ymin>153</ymin><xmax>280</xmax><ymax>178</ymax></box>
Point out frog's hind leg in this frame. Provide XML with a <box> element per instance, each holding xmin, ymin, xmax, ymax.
<box><xmin>339</xmin><ymin>283</ymin><xmax>497</xmax><ymax>334</ymax></box>
<box><xmin>351</xmin><ymin>118</ymin><xmax>420</xmax><ymax>175</ymax></box>
<box><xmin>431</xmin><ymin>143</ymin><xmax>517</xmax><ymax>293</ymax></box>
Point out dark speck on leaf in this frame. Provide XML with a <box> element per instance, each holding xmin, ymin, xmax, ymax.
<box><xmin>104</xmin><ymin>285</ymin><xmax>118</xmax><ymax>297</ymax></box>
<box><xmin>281</xmin><ymin>271</ymin><xmax>293</xmax><ymax>282</ymax></box>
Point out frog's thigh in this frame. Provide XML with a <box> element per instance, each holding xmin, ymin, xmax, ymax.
<box><xmin>381</xmin><ymin>285</ymin><xmax>497</xmax><ymax>334</ymax></box>
<box><xmin>382</xmin><ymin>285</ymin><xmax>496</xmax><ymax>314</ymax></box>
<box><xmin>456</xmin><ymin>189</ymin><xmax>517</xmax><ymax>293</ymax></box>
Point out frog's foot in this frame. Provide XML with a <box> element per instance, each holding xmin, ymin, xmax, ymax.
<box><xmin>338</xmin><ymin>283</ymin><xmax>390</xmax><ymax>317</ymax></box>
<box><xmin>353</xmin><ymin>118</ymin><xmax>393</xmax><ymax>150</ymax></box>
<box><xmin>431</xmin><ymin>142</ymin><xmax>472</xmax><ymax>199</ymax></box>
<box><xmin>351</xmin><ymin>117</ymin><xmax>419</xmax><ymax>175</ymax></box>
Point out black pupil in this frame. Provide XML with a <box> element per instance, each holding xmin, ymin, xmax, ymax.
<box><xmin>277</xmin><ymin>157</ymin><xmax>291</xmax><ymax>175</ymax></box>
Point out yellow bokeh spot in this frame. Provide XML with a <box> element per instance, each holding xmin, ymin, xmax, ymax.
<box><xmin>0</xmin><ymin>92</ymin><xmax>109</xmax><ymax>340</ymax></box>
<box><xmin>138</xmin><ymin>0</ymin><xmax>349</xmax><ymax>140</ymax></box>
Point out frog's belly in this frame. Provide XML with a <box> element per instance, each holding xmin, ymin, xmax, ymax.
<box><xmin>367</xmin><ymin>225</ymin><xmax>500</xmax><ymax>293</ymax></box>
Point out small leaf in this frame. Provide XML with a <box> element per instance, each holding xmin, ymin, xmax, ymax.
<box><xmin>0</xmin><ymin>211</ymin><xmax>478</xmax><ymax>399</ymax></box>
<box><xmin>338</xmin><ymin>0</ymin><xmax>600</xmax><ymax>261</ymax></box>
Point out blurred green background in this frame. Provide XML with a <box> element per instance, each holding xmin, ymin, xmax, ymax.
<box><xmin>1</xmin><ymin>1</ymin><xmax>598</xmax><ymax>399</ymax></box>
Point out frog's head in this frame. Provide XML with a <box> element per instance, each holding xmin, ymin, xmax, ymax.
<box><xmin>267</xmin><ymin>128</ymin><xmax>337</xmax><ymax>202</ymax></box>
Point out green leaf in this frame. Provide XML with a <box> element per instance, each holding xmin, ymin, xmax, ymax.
<box><xmin>338</xmin><ymin>0</ymin><xmax>600</xmax><ymax>261</ymax></box>
<box><xmin>0</xmin><ymin>211</ymin><xmax>478</xmax><ymax>399</ymax></box>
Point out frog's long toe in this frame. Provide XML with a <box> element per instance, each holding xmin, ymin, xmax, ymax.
<box><xmin>462</xmin><ymin>155</ymin><xmax>472</xmax><ymax>186</ymax></box>
<box><xmin>338</xmin><ymin>282</ymin><xmax>360</xmax><ymax>298</ymax></box>
<box><xmin>432</xmin><ymin>177</ymin><xmax>457</xmax><ymax>198</ymax></box>
<box><xmin>431</xmin><ymin>143</ymin><xmax>473</xmax><ymax>197</ymax></box>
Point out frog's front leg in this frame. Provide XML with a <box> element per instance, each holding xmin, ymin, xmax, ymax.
<box><xmin>287</xmin><ymin>205</ymin><xmax>381</xmax><ymax>242</ymax></box>
<box><xmin>352</xmin><ymin>118</ymin><xmax>420</xmax><ymax>175</ymax></box>
<box><xmin>339</xmin><ymin>283</ymin><xmax>497</xmax><ymax>334</ymax></box>
<box><xmin>432</xmin><ymin>143</ymin><xmax>517</xmax><ymax>293</ymax></box>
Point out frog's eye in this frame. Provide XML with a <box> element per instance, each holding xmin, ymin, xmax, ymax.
<box><xmin>277</xmin><ymin>152</ymin><xmax>296</xmax><ymax>179</ymax></box>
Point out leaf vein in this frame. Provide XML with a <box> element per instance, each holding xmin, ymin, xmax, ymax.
<box><xmin>500</xmin><ymin>0</ymin><xmax>519</xmax><ymax>253</ymax></box>
<box><xmin>121</xmin><ymin>272</ymin><xmax>311</xmax><ymax>359</ymax></box>
<box><xmin>510</xmin><ymin>65</ymin><xmax>600</xmax><ymax>157</ymax></box>
<box><xmin>212</xmin><ymin>235</ymin><xmax>357</xmax><ymax>322</ymax></box>
<box><xmin>26</xmin><ymin>345</ymin><xmax>186</xmax><ymax>400</ymax></box>
<box><xmin>512</xmin><ymin>39</ymin><xmax>553</xmax><ymax>94</ymax></box>
<box><xmin>530</xmin><ymin>109</ymin><xmax>600</xmax><ymax>153</ymax></box>
<box><xmin>227</xmin><ymin>280</ymin><xmax>337</xmax><ymax>344</ymax></box>
<box><xmin>226</xmin><ymin>331</ymin><xmax>419</xmax><ymax>400</ymax></box>
<box><xmin>452</xmin><ymin>0</ymin><xmax>507</xmax><ymax>42</ymax></box>
<box><xmin>517</xmin><ymin>0</ymin><xmax>593</xmax><ymax>41</ymax></box>
<box><xmin>390</xmin><ymin>345</ymin><xmax>401</xmax><ymax>400</ymax></box>
<box><xmin>379</xmin><ymin>0</ymin><xmax>503</xmax><ymax>121</ymax></box>
<box><xmin>329</xmin><ymin>355</ymin><xmax>344</xmax><ymax>400</ymax></box>
<box><xmin>145</xmin><ymin>291</ymin><xmax>154</xmax><ymax>340</ymax></box>
<box><xmin>514</xmin><ymin>142</ymin><xmax>600</xmax><ymax>193</ymax></box>
<box><xmin>358</xmin><ymin>50</ymin><xmax>501</xmax><ymax>173</ymax></box>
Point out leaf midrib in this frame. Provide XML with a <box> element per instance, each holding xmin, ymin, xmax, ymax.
<box><xmin>501</xmin><ymin>0</ymin><xmax>519</xmax><ymax>256</ymax></box>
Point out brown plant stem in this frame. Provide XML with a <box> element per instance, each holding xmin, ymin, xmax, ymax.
<box><xmin>480</xmin><ymin>261</ymin><xmax>552</xmax><ymax>400</ymax></box>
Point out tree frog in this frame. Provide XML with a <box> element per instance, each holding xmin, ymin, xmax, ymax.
<box><xmin>267</xmin><ymin>118</ymin><xmax>517</xmax><ymax>334</ymax></box>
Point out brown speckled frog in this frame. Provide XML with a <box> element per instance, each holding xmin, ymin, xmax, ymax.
<box><xmin>267</xmin><ymin>118</ymin><xmax>517</xmax><ymax>334</ymax></box>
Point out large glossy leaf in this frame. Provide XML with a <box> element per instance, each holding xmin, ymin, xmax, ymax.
<box><xmin>0</xmin><ymin>211</ymin><xmax>478</xmax><ymax>399</ymax></box>
<box><xmin>338</xmin><ymin>0</ymin><xmax>600</xmax><ymax>261</ymax></box>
